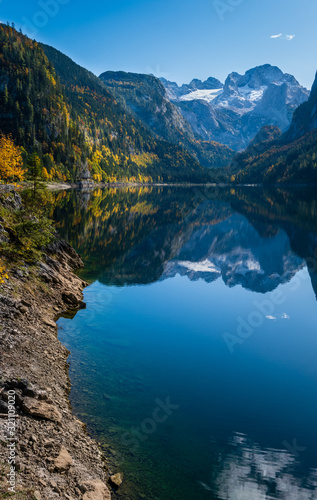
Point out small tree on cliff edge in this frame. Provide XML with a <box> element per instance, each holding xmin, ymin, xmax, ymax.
<box><xmin>27</xmin><ymin>153</ymin><xmax>43</xmax><ymax>195</ymax></box>
<box><xmin>0</xmin><ymin>134</ymin><xmax>25</xmax><ymax>184</ymax></box>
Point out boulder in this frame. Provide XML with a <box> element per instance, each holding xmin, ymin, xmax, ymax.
<box><xmin>62</xmin><ymin>291</ymin><xmax>86</xmax><ymax>310</ymax></box>
<box><xmin>21</xmin><ymin>398</ymin><xmax>62</xmax><ymax>423</ymax></box>
<box><xmin>54</xmin><ymin>446</ymin><xmax>73</xmax><ymax>472</ymax></box>
<box><xmin>82</xmin><ymin>480</ymin><xmax>111</xmax><ymax>500</ymax></box>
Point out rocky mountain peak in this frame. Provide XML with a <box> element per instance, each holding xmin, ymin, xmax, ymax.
<box><xmin>160</xmin><ymin>64</ymin><xmax>309</xmax><ymax>150</ymax></box>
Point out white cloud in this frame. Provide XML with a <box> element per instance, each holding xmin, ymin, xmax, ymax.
<box><xmin>281</xmin><ymin>313</ymin><xmax>290</xmax><ymax>319</ymax></box>
<box><xmin>265</xmin><ymin>313</ymin><xmax>290</xmax><ymax>320</ymax></box>
<box><xmin>270</xmin><ymin>33</ymin><xmax>295</xmax><ymax>41</ymax></box>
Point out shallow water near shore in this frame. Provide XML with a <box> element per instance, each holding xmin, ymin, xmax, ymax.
<box><xmin>53</xmin><ymin>186</ymin><xmax>317</xmax><ymax>499</ymax></box>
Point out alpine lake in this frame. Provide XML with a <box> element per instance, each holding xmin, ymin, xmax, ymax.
<box><xmin>48</xmin><ymin>186</ymin><xmax>317</xmax><ymax>500</ymax></box>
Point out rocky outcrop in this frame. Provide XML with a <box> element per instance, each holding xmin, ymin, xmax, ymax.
<box><xmin>0</xmin><ymin>185</ymin><xmax>22</xmax><ymax>209</ymax></box>
<box><xmin>0</xmin><ymin>237</ymin><xmax>113</xmax><ymax>499</ymax></box>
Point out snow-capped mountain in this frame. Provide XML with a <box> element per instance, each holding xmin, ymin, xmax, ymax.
<box><xmin>160</xmin><ymin>76</ymin><xmax>223</xmax><ymax>101</ymax></box>
<box><xmin>160</xmin><ymin>65</ymin><xmax>309</xmax><ymax>150</ymax></box>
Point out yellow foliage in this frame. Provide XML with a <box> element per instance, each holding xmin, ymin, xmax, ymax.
<box><xmin>130</xmin><ymin>201</ymin><xmax>158</xmax><ymax>215</ymax></box>
<box><xmin>131</xmin><ymin>152</ymin><xmax>159</xmax><ymax>168</ymax></box>
<box><xmin>0</xmin><ymin>260</ymin><xmax>8</xmax><ymax>284</ymax></box>
<box><xmin>93</xmin><ymin>173</ymin><xmax>102</xmax><ymax>183</ymax></box>
<box><xmin>0</xmin><ymin>134</ymin><xmax>25</xmax><ymax>183</ymax></box>
<box><xmin>42</xmin><ymin>167</ymin><xmax>50</xmax><ymax>180</ymax></box>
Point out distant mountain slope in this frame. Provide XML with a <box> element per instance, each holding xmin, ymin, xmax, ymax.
<box><xmin>99</xmin><ymin>71</ymin><xmax>195</xmax><ymax>144</ymax></box>
<box><xmin>39</xmin><ymin>44</ymin><xmax>213</xmax><ymax>183</ymax></box>
<box><xmin>285</xmin><ymin>71</ymin><xmax>317</xmax><ymax>141</ymax></box>
<box><xmin>161</xmin><ymin>65</ymin><xmax>309</xmax><ymax>150</ymax></box>
<box><xmin>0</xmin><ymin>23</ymin><xmax>212</xmax><ymax>184</ymax></box>
<box><xmin>99</xmin><ymin>70</ymin><xmax>235</xmax><ymax>169</ymax></box>
<box><xmin>229</xmin><ymin>72</ymin><xmax>317</xmax><ymax>184</ymax></box>
<box><xmin>248</xmin><ymin>125</ymin><xmax>282</xmax><ymax>148</ymax></box>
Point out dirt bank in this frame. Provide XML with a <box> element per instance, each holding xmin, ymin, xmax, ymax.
<box><xmin>0</xmin><ymin>235</ymin><xmax>114</xmax><ymax>499</ymax></box>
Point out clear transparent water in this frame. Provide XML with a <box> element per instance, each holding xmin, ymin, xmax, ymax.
<box><xmin>52</xmin><ymin>187</ymin><xmax>317</xmax><ymax>499</ymax></box>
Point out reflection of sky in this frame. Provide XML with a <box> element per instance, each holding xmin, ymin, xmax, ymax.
<box><xmin>211</xmin><ymin>433</ymin><xmax>317</xmax><ymax>500</ymax></box>
<box><xmin>59</xmin><ymin>267</ymin><xmax>317</xmax><ymax>499</ymax></box>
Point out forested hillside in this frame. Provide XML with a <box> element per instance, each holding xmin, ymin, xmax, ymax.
<box><xmin>99</xmin><ymin>71</ymin><xmax>235</xmax><ymax>169</ymax></box>
<box><xmin>0</xmin><ymin>24</ymin><xmax>211</xmax><ymax>184</ymax></box>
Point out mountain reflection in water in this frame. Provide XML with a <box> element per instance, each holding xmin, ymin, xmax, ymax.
<box><xmin>50</xmin><ymin>186</ymin><xmax>317</xmax><ymax>295</ymax></box>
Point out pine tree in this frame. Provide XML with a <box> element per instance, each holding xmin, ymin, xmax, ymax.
<box><xmin>27</xmin><ymin>153</ymin><xmax>43</xmax><ymax>193</ymax></box>
<box><xmin>3</xmin><ymin>85</ymin><xmax>9</xmax><ymax>106</ymax></box>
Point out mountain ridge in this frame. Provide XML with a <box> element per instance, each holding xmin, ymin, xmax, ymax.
<box><xmin>99</xmin><ymin>70</ymin><xmax>235</xmax><ymax>169</ymax></box>
<box><xmin>160</xmin><ymin>65</ymin><xmax>309</xmax><ymax>150</ymax></box>
<box><xmin>229</xmin><ymin>71</ymin><xmax>317</xmax><ymax>184</ymax></box>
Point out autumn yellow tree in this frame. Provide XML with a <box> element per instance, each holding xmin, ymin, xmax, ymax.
<box><xmin>0</xmin><ymin>134</ymin><xmax>25</xmax><ymax>184</ymax></box>
<box><xmin>0</xmin><ymin>259</ymin><xmax>8</xmax><ymax>284</ymax></box>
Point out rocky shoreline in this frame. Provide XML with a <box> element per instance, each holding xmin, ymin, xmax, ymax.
<box><xmin>0</xmin><ymin>234</ymin><xmax>114</xmax><ymax>499</ymax></box>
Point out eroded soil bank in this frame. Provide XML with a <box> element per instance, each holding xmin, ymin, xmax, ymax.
<box><xmin>0</xmin><ymin>198</ymin><xmax>115</xmax><ymax>499</ymax></box>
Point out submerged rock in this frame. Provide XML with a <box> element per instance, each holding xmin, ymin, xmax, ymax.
<box><xmin>109</xmin><ymin>472</ymin><xmax>123</xmax><ymax>488</ymax></box>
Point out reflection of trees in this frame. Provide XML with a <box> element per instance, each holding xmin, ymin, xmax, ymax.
<box><xmin>49</xmin><ymin>187</ymin><xmax>232</xmax><ymax>283</ymax></box>
<box><xmin>49</xmin><ymin>187</ymin><xmax>317</xmax><ymax>293</ymax></box>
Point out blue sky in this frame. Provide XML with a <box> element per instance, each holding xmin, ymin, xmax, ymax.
<box><xmin>1</xmin><ymin>0</ymin><xmax>316</xmax><ymax>89</ymax></box>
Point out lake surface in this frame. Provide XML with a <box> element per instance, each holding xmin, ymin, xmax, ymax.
<box><xmin>51</xmin><ymin>186</ymin><xmax>317</xmax><ymax>499</ymax></box>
